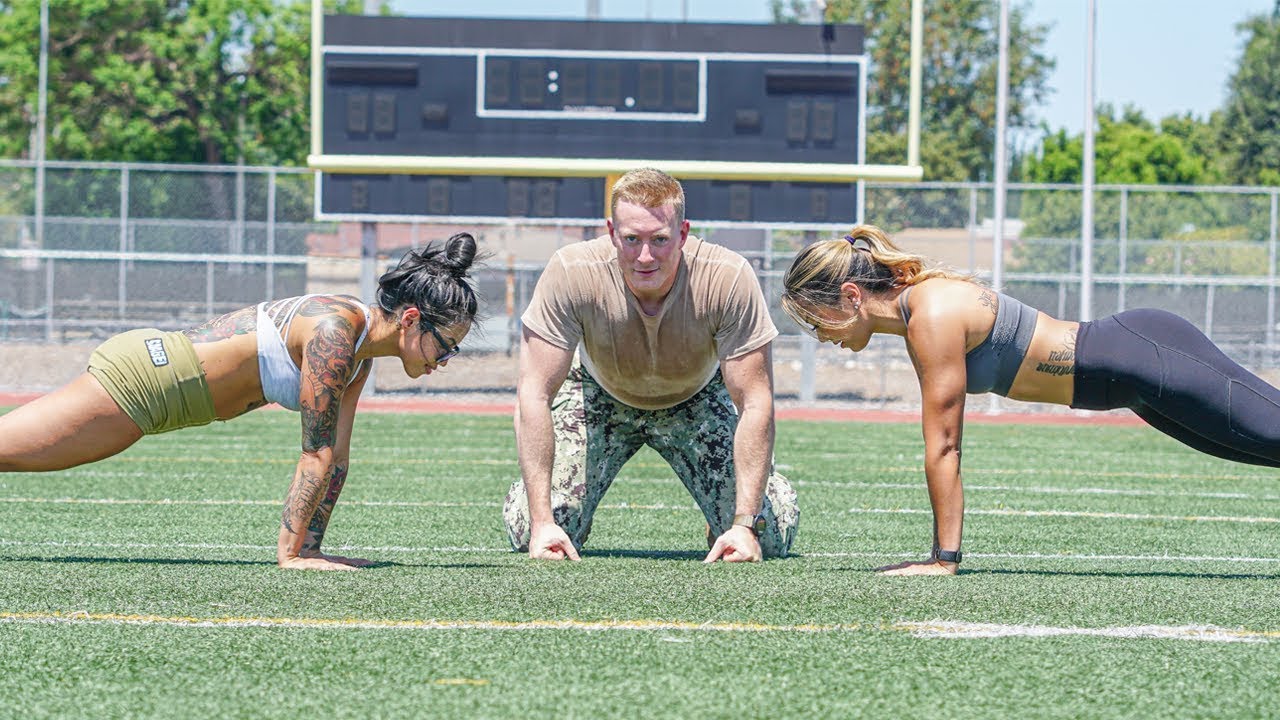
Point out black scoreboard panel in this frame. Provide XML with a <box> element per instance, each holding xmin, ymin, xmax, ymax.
<box><xmin>321</xmin><ymin>174</ymin><xmax>858</xmax><ymax>224</ymax></box>
<box><xmin>318</xmin><ymin>15</ymin><xmax>865</xmax><ymax>224</ymax></box>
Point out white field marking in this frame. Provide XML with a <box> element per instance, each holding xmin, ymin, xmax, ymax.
<box><xmin>798</xmin><ymin>457</ymin><xmax>1271</xmax><ymax>483</ymax></box>
<box><xmin>850</xmin><ymin>507</ymin><xmax>1280</xmax><ymax>523</ymax></box>
<box><xmin>0</xmin><ymin>611</ymin><xmax>845</xmax><ymax>634</ymax></box>
<box><xmin>3</xmin><ymin>539</ymin><xmax>1278</xmax><ymax>566</ymax></box>
<box><xmin>798</xmin><ymin>551</ymin><xmax>1280</xmax><ymax>564</ymax></box>
<box><xmin>0</xmin><ymin>539</ymin><xmax>508</xmax><ymax>554</ymax></box>
<box><xmin>618</xmin><ymin>476</ymin><xmax>1279</xmax><ymax>501</ymax></box>
<box><xmin>896</xmin><ymin>621</ymin><xmax>1280</xmax><ymax>643</ymax></box>
<box><xmin>1</xmin><ymin>611</ymin><xmax>1275</xmax><ymax>644</ymax></box>
<box><xmin>0</xmin><ymin>497</ymin><xmax>695</xmax><ymax>512</ymax></box>
<box><xmin>4</xmin><ymin>496</ymin><xmax>1280</xmax><ymax>525</ymax></box>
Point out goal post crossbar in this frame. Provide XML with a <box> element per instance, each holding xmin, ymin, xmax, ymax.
<box><xmin>307</xmin><ymin>154</ymin><xmax>923</xmax><ymax>183</ymax></box>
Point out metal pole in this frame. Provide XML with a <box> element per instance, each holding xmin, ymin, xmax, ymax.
<box><xmin>1269</xmin><ymin>191</ymin><xmax>1277</xmax><ymax>365</ymax></box>
<box><xmin>967</xmin><ymin>186</ymin><xmax>978</xmax><ymax>273</ymax></box>
<box><xmin>361</xmin><ymin>221</ymin><xmax>378</xmax><ymax>395</ymax></box>
<box><xmin>35</xmin><ymin>0</ymin><xmax>49</xmax><ymax>247</ymax></box>
<box><xmin>1118</xmin><ymin>188</ymin><xmax>1128</xmax><ymax>312</ymax></box>
<box><xmin>1080</xmin><ymin>0</ymin><xmax>1097</xmax><ymax>321</ymax></box>
<box><xmin>310</xmin><ymin>0</ymin><xmax>323</xmax><ymax>159</ymax></box>
<box><xmin>44</xmin><ymin>259</ymin><xmax>54</xmax><ymax>341</ymax></box>
<box><xmin>991</xmin><ymin>0</ymin><xmax>1009</xmax><ymax>293</ymax></box>
<box><xmin>118</xmin><ymin>166</ymin><xmax>129</xmax><ymax>319</ymax></box>
<box><xmin>266</xmin><ymin>169</ymin><xmax>277</xmax><ymax>300</ymax></box>
<box><xmin>586</xmin><ymin>0</ymin><xmax>600</xmax><ymax>19</ymax></box>
<box><xmin>799</xmin><ymin>334</ymin><xmax>816</xmax><ymax>404</ymax></box>
<box><xmin>907</xmin><ymin>0</ymin><xmax>924</xmax><ymax>168</ymax></box>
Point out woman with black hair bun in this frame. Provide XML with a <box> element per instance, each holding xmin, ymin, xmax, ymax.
<box><xmin>0</xmin><ymin>232</ymin><xmax>484</xmax><ymax>571</ymax></box>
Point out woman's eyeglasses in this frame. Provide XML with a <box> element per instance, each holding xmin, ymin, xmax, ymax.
<box><xmin>420</xmin><ymin>319</ymin><xmax>460</xmax><ymax>362</ymax></box>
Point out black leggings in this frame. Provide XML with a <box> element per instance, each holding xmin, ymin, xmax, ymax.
<box><xmin>1073</xmin><ymin>308</ymin><xmax>1280</xmax><ymax>468</ymax></box>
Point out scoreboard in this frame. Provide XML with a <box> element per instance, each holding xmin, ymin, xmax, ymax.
<box><xmin>313</xmin><ymin>15</ymin><xmax>872</xmax><ymax>226</ymax></box>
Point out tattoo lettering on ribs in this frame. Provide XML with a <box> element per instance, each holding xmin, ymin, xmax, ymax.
<box><xmin>1035</xmin><ymin>329</ymin><xmax>1078</xmax><ymax>377</ymax></box>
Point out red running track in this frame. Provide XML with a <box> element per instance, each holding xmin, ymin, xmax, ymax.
<box><xmin>0</xmin><ymin>392</ymin><xmax>1144</xmax><ymax>427</ymax></box>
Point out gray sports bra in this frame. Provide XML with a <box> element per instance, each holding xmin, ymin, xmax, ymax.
<box><xmin>898</xmin><ymin>286</ymin><xmax>1039</xmax><ymax>396</ymax></box>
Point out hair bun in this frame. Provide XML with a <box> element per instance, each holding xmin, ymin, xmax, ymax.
<box><xmin>443</xmin><ymin>232</ymin><xmax>477</xmax><ymax>277</ymax></box>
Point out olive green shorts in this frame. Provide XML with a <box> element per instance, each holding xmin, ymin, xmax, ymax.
<box><xmin>87</xmin><ymin>329</ymin><xmax>216</xmax><ymax>435</ymax></box>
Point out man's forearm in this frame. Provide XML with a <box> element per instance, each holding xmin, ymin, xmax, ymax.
<box><xmin>731</xmin><ymin>406</ymin><xmax>774</xmax><ymax>515</ymax></box>
<box><xmin>517</xmin><ymin>394</ymin><xmax>557</xmax><ymax>525</ymax></box>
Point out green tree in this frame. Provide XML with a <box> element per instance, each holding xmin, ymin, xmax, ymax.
<box><xmin>1220</xmin><ymin>3</ymin><xmax>1280</xmax><ymax>186</ymax></box>
<box><xmin>1017</xmin><ymin>105</ymin><xmax>1267</xmax><ymax>276</ymax></box>
<box><xmin>771</xmin><ymin>0</ymin><xmax>1054</xmax><ymax>184</ymax></box>
<box><xmin>0</xmin><ymin>0</ymin><xmax>361</xmax><ymax>166</ymax></box>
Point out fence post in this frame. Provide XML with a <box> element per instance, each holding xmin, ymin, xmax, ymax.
<box><xmin>266</xmin><ymin>169</ymin><xmax>276</xmax><ymax>300</ymax></box>
<box><xmin>206</xmin><ymin>260</ymin><xmax>215</xmax><ymax>318</ymax></box>
<box><xmin>799</xmin><ymin>333</ymin><xmax>816</xmax><ymax>403</ymax></box>
<box><xmin>44</xmin><ymin>258</ymin><xmax>54</xmax><ymax>342</ymax></box>
<box><xmin>360</xmin><ymin>221</ymin><xmax>378</xmax><ymax>396</ymax></box>
<box><xmin>1118</xmin><ymin>187</ymin><xmax>1128</xmax><ymax>313</ymax></box>
<box><xmin>1268</xmin><ymin>191</ymin><xmax>1277</xmax><ymax>366</ymax></box>
<box><xmin>118</xmin><ymin>165</ymin><xmax>130</xmax><ymax>320</ymax></box>
<box><xmin>967</xmin><ymin>186</ymin><xmax>978</xmax><ymax>273</ymax></box>
<box><xmin>1205</xmin><ymin>284</ymin><xmax>1215</xmax><ymax>338</ymax></box>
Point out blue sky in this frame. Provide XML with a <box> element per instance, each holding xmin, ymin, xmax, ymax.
<box><xmin>386</xmin><ymin>0</ymin><xmax>1275</xmax><ymax>134</ymax></box>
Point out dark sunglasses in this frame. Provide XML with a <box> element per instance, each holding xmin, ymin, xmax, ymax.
<box><xmin>420</xmin><ymin>318</ymin><xmax>461</xmax><ymax>362</ymax></box>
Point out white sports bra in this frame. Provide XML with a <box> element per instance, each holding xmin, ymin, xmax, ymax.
<box><xmin>256</xmin><ymin>295</ymin><xmax>372</xmax><ymax>411</ymax></box>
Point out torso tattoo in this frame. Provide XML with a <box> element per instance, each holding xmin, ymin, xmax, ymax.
<box><xmin>978</xmin><ymin>290</ymin><xmax>998</xmax><ymax>316</ymax></box>
<box><xmin>1034</xmin><ymin>326</ymin><xmax>1077</xmax><ymax>378</ymax></box>
<box><xmin>182</xmin><ymin>306</ymin><xmax>256</xmax><ymax>344</ymax></box>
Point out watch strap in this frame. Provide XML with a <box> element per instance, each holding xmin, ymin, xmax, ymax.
<box><xmin>934</xmin><ymin>549</ymin><xmax>962</xmax><ymax>564</ymax></box>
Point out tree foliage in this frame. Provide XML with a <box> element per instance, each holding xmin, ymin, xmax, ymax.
<box><xmin>772</xmin><ymin>0</ymin><xmax>1054</xmax><ymax>182</ymax></box>
<box><xmin>0</xmin><ymin>0</ymin><xmax>361</xmax><ymax>166</ymax></box>
<box><xmin>1220</xmin><ymin>4</ymin><xmax>1280</xmax><ymax>186</ymax></box>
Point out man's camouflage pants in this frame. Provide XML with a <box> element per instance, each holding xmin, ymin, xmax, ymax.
<box><xmin>503</xmin><ymin>365</ymin><xmax>799</xmax><ymax>557</ymax></box>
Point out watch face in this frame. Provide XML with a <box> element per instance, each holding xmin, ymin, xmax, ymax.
<box><xmin>752</xmin><ymin>514</ymin><xmax>767</xmax><ymax>535</ymax></box>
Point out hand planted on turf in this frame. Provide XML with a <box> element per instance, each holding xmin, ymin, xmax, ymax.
<box><xmin>300</xmin><ymin>552</ymin><xmax>376</xmax><ymax>568</ymax></box>
<box><xmin>278</xmin><ymin>556</ymin><xmax>363</xmax><ymax>571</ymax></box>
<box><xmin>703</xmin><ymin>525</ymin><xmax>762</xmax><ymax>563</ymax></box>
<box><xmin>529</xmin><ymin>522</ymin><xmax>581</xmax><ymax>561</ymax></box>
<box><xmin>876</xmin><ymin>559</ymin><xmax>958</xmax><ymax>576</ymax></box>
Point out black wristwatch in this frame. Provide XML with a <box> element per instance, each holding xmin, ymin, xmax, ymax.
<box><xmin>934</xmin><ymin>548</ymin><xmax>963</xmax><ymax>564</ymax></box>
<box><xmin>732</xmin><ymin>513</ymin><xmax>767</xmax><ymax>536</ymax></box>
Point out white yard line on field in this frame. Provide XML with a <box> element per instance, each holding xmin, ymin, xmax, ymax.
<box><xmin>1</xmin><ymin>539</ymin><xmax>1277</xmax><ymax>565</ymax></box>
<box><xmin>848</xmin><ymin>507</ymin><xmax>1280</xmax><ymax>523</ymax></box>
<box><xmin>1</xmin><ymin>611</ymin><xmax>1275</xmax><ymax>643</ymax></box>
<box><xmin>5</xmin><ymin>496</ymin><xmax>1280</xmax><ymax>522</ymax></box>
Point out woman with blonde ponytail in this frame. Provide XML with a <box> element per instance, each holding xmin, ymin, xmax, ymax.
<box><xmin>783</xmin><ymin>224</ymin><xmax>1280</xmax><ymax>576</ymax></box>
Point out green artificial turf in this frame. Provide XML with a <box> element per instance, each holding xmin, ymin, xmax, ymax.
<box><xmin>2</xmin><ymin>410</ymin><xmax>1279</xmax><ymax>718</ymax></box>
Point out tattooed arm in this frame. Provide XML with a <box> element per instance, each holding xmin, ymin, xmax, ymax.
<box><xmin>298</xmin><ymin>360</ymin><xmax>372</xmax><ymax>566</ymax></box>
<box><xmin>277</xmin><ymin>303</ymin><xmax>367</xmax><ymax>571</ymax></box>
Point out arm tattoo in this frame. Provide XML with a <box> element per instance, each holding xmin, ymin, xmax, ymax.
<box><xmin>301</xmin><ymin>463</ymin><xmax>348</xmax><ymax>553</ymax></box>
<box><xmin>296</xmin><ymin>295</ymin><xmax>363</xmax><ymax>318</ymax></box>
<box><xmin>300</xmin><ymin>314</ymin><xmax>356</xmax><ymax>453</ymax></box>
<box><xmin>1035</xmin><ymin>327</ymin><xmax>1077</xmax><ymax>377</ymax></box>
<box><xmin>182</xmin><ymin>306</ymin><xmax>256</xmax><ymax>344</ymax></box>
<box><xmin>978</xmin><ymin>291</ymin><xmax>998</xmax><ymax>316</ymax></box>
<box><xmin>281</xmin><ymin>468</ymin><xmax>328</xmax><ymax>535</ymax></box>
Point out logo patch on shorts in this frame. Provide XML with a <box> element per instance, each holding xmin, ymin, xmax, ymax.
<box><xmin>144</xmin><ymin>338</ymin><xmax>169</xmax><ymax>367</ymax></box>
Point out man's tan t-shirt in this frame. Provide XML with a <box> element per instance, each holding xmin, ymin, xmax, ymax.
<box><xmin>521</xmin><ymin>235</ymin><xmax>778</xmax><ymax>410</ymax></box>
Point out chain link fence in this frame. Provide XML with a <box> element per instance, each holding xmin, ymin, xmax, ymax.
<box><xmin>2</xmin><ymin>159</ymin><xmax>1278</xmax><ymax>408</ymax></box>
